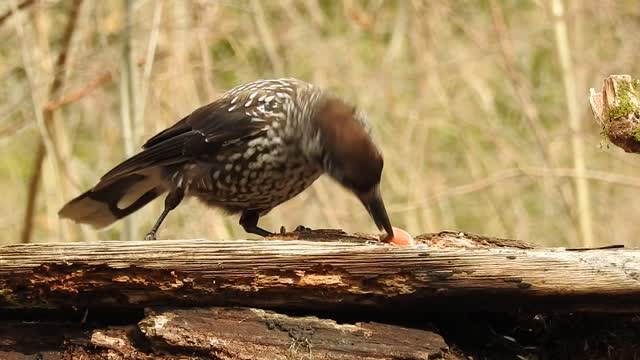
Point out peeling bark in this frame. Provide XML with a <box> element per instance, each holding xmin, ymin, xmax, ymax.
<box><xmin>140</xmin><ymin>307</ymin><xmax>449</xmax><ymax>359</ymax></box>
<box><xmin>0</xmin><ymin>307</ymin><xmax>452</xmax><ymax>360</ymax></box>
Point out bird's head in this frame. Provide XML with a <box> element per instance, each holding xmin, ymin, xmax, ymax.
<box><xmin>308</xmin><ymin>96</ymin><xmax>394</xmax><ymax>238</ymax></box>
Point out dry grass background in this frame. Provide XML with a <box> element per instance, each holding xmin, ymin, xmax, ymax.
<box><xmin>1</xmin><ymin>0</ymin><xmax>640</xmax><ymax>246</ymax></box>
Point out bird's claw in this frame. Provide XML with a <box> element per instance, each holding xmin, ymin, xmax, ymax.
<box><xmin>294</xmin><ymin>225</ymin><xmax>312</xmax><ymax>232</ymax></box>
<box><xmin>278</xmin><ymin>225</ymin><xmax>312</xmax><ymax>235</ymax></box>
<box><xmin>144</xmin><ymin>232</ymin><xmax>157</xmax><ymax>241</ymax></box>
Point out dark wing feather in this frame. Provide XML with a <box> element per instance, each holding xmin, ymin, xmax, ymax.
<box><xmin>142</xmin><ymin>115</ymin><xmax>192</xmax><ymax>149</ymax></box>
<box><xmin>99</xmin><ymin>100</ymin><xmax>266</xmax><ymax>184</ymax></box>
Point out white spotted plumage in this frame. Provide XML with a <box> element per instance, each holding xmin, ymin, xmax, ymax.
<box><xmin>178</xmin><ymin>78</ymin><xmax>324</xmax><ymax>212</ymax></box>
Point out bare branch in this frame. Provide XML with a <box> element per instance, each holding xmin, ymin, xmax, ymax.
<box><xmin>0</xmin><ymin>0</ymin><xmax>34</xmax><ymax>27</ymax></box>
<box><xmin>44</xmin><ymin>72</ymin><xmax>112</xmax><ymax>112</ymax></box>
<box><xmin>20</xmin><ymin>0</ymin><xmax>83</xmax><ymax>244</ymax></box>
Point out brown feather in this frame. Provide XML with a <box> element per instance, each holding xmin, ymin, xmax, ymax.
<box><xmin>313</xmin><ymin>97</ymin><xmax>383</xmax><ymax>192</ymax></box>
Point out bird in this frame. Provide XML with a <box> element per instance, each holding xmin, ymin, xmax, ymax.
<box><xmin>59</xmin><ymin>78</ymin><xmax>394</xmax><ymax>241</ymax></box>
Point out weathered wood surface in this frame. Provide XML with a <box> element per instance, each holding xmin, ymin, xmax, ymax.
<box><xmin>0</xmin><ymin>306</ymin><xmax>452</xmax><ymax>359</ymax></box>
<box><xmin>138</xmin><ymin>307</ymin><xmax>449</xmax><ymax>359</ymax></box>
<box><xmin>0</xmin><ymin>230</ymin><xmax>638</xmax><ymax>312</ymax></box>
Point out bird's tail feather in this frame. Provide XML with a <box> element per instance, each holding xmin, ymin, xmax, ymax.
<box><xmin>59</xmin><ymin>173</ymin><xmax>165</xmax><ymax>229</ymax></box>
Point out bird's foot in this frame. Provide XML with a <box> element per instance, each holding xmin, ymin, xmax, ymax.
<box><xmin>279</xmin><ymin>225</ymin><xmax>312</xmax><ymax>235</ymax></box>
<box><xmin>247</xmin><ymin>227</ymin><xmax>272</xmax><ymax>237</ymax></box>
<box><xmin>294</xmin><ymin>225</ymin><xmax>312</xmax><ymax>232</ymax></box>
<box><xmin>144</xmin><ymin>232</ymin><xmax>157</xmax><ymax>241</ymax></box>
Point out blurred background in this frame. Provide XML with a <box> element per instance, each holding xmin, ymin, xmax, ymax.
<box><xmin>1</xmin><ymin>0</ymin><xmax>639</xmax><ymax>247</ymax></box>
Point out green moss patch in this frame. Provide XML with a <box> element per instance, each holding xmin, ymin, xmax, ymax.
<box><xmin>608</xmin><ymin>79</ymin><xmax>640</xmax><ymax>120</ymax></box>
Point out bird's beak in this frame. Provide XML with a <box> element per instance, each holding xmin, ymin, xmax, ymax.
<box><xmin>358</xmin><ymin>186</ymin><xmax>394</xmax><ymax>239</ymax></box>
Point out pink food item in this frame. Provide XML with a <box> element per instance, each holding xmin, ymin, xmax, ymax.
<box><xmin>381</xmin><ymin>227</ymin><xmax>415</xmax><ymax>246</ymax></box>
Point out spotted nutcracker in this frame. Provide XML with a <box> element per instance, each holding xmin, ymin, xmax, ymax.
<box><xmin>59</xmin><ymin>78</ymin><xmax>394</xmax><ymax>240</ymax></box>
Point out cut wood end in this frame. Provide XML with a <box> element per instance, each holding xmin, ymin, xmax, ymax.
<box><xmin>589</xmin><ymin>88</ymin><xmax>604</xmax><ymax>126</ymax></box>
<box><xmin>589</xmin><ymin>74</ymin><xmax>640</xmax><ymax>153</ymax></box>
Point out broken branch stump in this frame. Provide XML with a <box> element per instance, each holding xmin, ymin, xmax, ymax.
<box><xmin>590</xmin><ymin>74</ymin><xmax>640</xmax><ymax>152</ymax></box>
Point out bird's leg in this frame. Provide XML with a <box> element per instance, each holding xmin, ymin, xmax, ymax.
<box><xmin>239</xmin><ymin>209</ymin><xmax>273</xmax><ymax>237</ymax></box>
<box><xmin>144</xmin><ymin>188</ymin><xmax>185</xmax><ymax>240</ymax></box>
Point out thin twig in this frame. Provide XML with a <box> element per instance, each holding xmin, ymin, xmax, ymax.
<box><xmin>135</xmin><ymin>1</ymin><xmax>162</xmax><ymax>140</ymax></box>
<box><xmin>44</xmin><ymin>72</ymin><xmax>112</xmax><ymax>112</ymax></box>
<box><xmin>384</xmin><ymin>1</ymin><xmax>407</xmax><ymax>65</ymax></box>
<box><xmin>552</xmin><ymin>0</ymin><xmax>593</xmax><ymax>246</ymax></box>
<box><xmin>120</xmin><ymin>0</ymin><xmax>137</xmax><ymax>241</ymax></box>
<box><xmin>20</xmin><ymin>0</ymin><xmax>83</xmax><ymax>244</ymax></box>
<box><xmin>301</xmin><ymin>0</ymin><xmax>325</xmax><ymax>27</ymax></box>
<box><xmin>0</xmin><ymin>0</ymin><xmax>34</xmax><ymax>27</ymax></box>
<box><xmin>489</xmin><ymin>0</ymin><xmax>548</xmax><ymax>151</ymax></box>
<box><xmin>250</xmin><ymin>0</ymin><xmax>284</xmax><ymax>76</ymax></box>
<box><xmin>488</xmin><ymin>0</ymin><xmax>578</xmax><ymax>231</ymax></box>
<box><xmin>388</xmin><ymin>167</ymin><xmax>640</xmax><ymax>213</ymax></box>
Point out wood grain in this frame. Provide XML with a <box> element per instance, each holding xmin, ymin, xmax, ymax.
<box><xmin>0</xmin><ymin>231</ymin><xmax>638</xmax><ymax>312</ymax></box>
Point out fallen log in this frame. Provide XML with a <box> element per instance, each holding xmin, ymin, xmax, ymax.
<box><xmin>0</xmin><ymin>230</ymin><xmax>638</xmax><ymax>312</ymax></box>
<box><xmin>138</xmin><ymin>307</ymin><xmax>449</xmax><ymax>359</ymax></box>
<box><xmin>0</xmin><ymin>307</ymin><xmax>451</xmax><ymax>359</ymax></box>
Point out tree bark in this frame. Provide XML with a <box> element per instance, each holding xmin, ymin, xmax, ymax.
<box><xmin>0</xmin><ymin>230</ymin><xmax>638</xmax><ymax>312</ymax></box>
<box><xmin>0</xmin><ymin>306</ymin><xmax>452</xmax><ymax>359</ymax></box>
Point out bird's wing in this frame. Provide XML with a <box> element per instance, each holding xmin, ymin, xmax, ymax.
<box><xmin>98</xmin><ymin>99</ymin><xmax>269</xmax><ymax>185</ymax></box>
